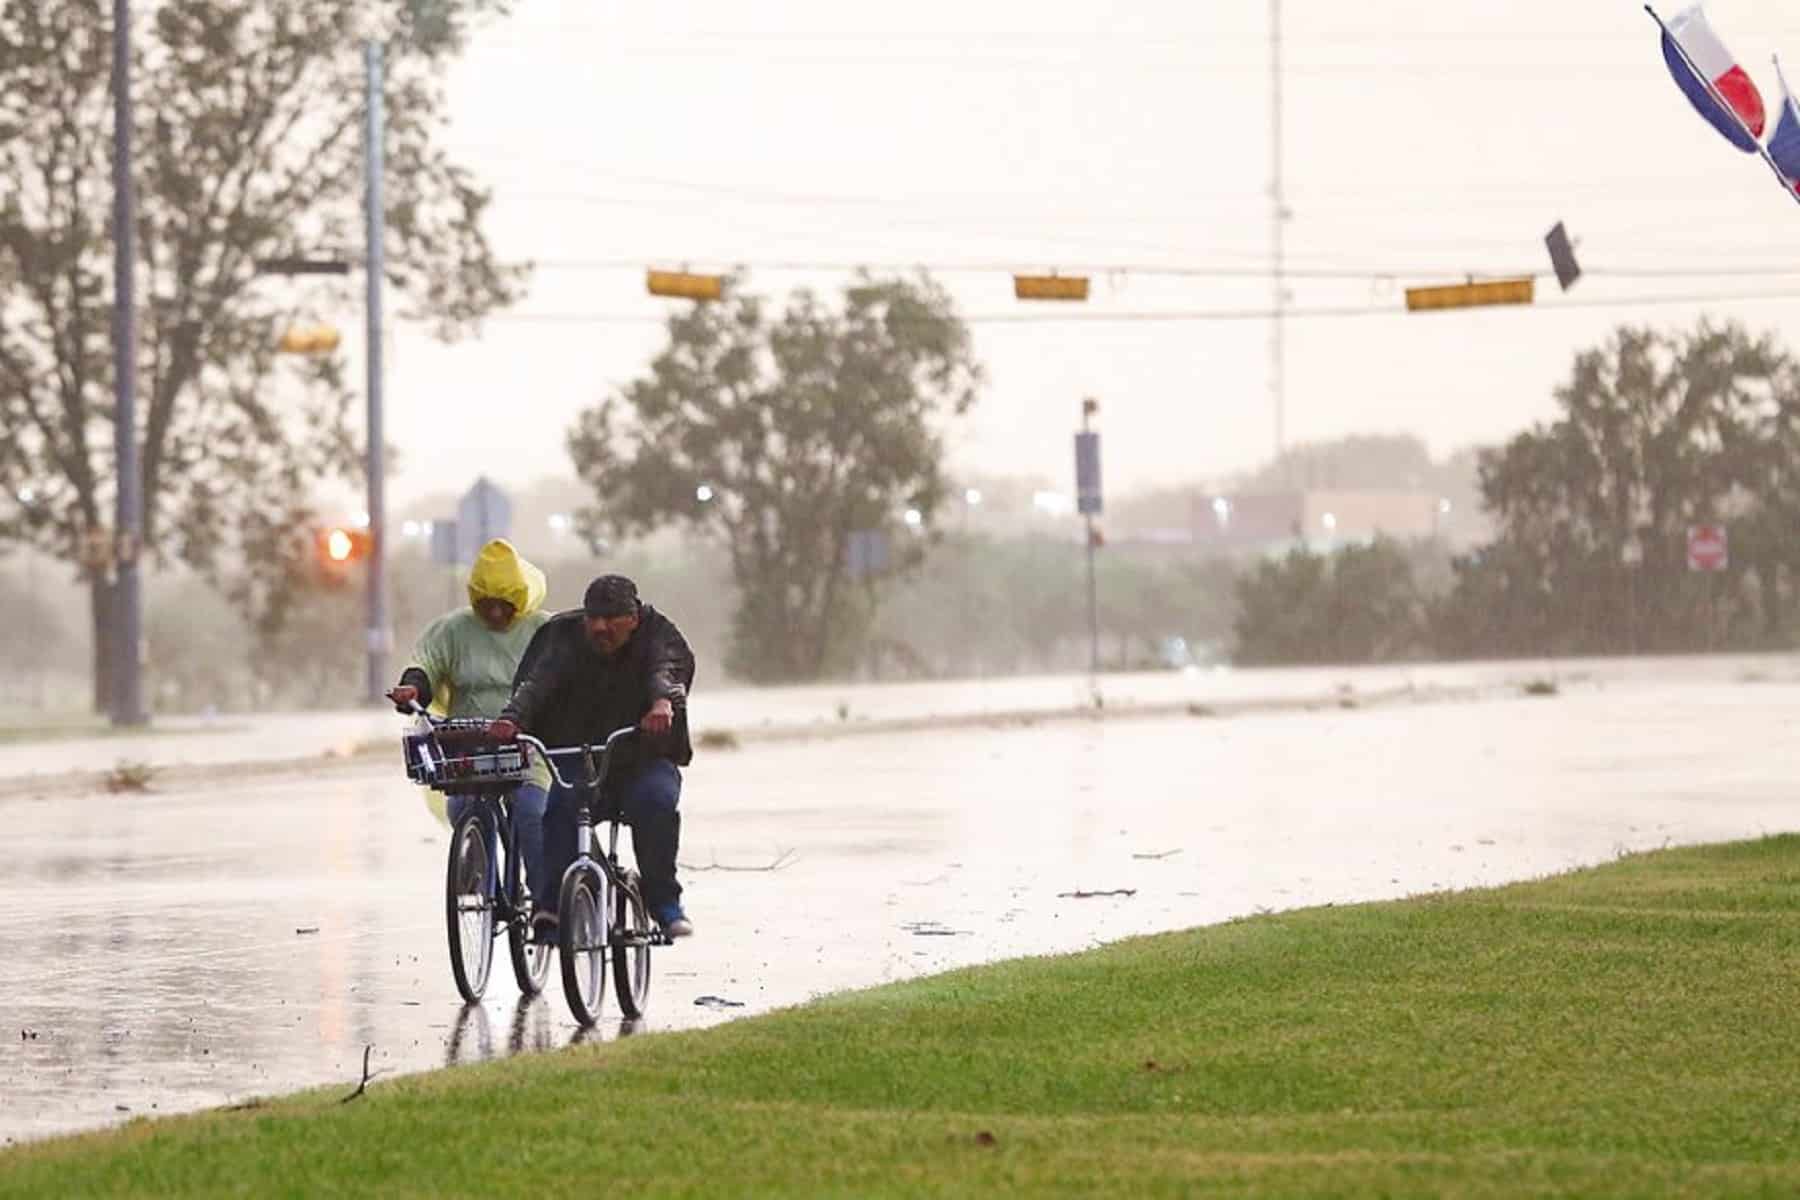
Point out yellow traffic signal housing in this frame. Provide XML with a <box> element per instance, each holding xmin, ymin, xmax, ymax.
<box><xmin>1014</xmin><ymin>274</ymin><xmax>1090</xmax><ymax>302</ymax></box>
<box><xmin>1404</xmin><ymin>277</ymin><xmax>1534</xmax><ymax>312</ymax></box>
<box><xmin>278</xmin><ymin>326</ymin><xmax>342</xmax><ymax>354</ymax></box>
<box><xmin>646</xmin><ymin>270</ymin><xmax>725</xmax><ymax>301</ymax></box>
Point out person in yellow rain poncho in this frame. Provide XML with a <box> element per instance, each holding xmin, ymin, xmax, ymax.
<box><xmin>387</xmin><ymin>540</ymin><xmax>555</xmax><ymax>926</ymax></box>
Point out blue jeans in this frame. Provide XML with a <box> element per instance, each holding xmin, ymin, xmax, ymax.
<box><xmin>448</xmin><ymin>783</ymin><xmax>549</xmax><ymax>907</ymax></box>
<box><xmin>544</xmin><ymin>759</ymin><xmax>683</xmax><ymax>913</ymax></box>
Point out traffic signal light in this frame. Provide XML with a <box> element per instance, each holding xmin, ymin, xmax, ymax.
<box><xmin>1014</xmin><ymin>274</ymin><xmax>1090</xmax><ymax>301</ymax></box>
<box><xmin>315</xmin><ymin>526</ymin><xmax>372</xmax><ymax>582</ymax></box>
<box><xmin>1403</xmin><ymin>277</ymin><xmax>1534</xmax><ymax>312</ymax></box>
<box><xmin>278</xmin><ymin>326</ymin><xmax>342</xmax><ymax>354</ymax></box>
<box><xmin>646</xmin><ymin>270</ymin><xmax>725</xmax><ymax>301</ymax></box>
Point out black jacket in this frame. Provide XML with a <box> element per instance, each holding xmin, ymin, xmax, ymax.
<box><xmin>500</xmin><ymin>605</ymin><xmax>696</xmax><ymax>770</ymax></box>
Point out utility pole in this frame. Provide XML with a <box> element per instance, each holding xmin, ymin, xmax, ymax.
<box><xmin>110</xmin><ymin>0</ymin><xmax>146</xmax><ymax>726</ymax></box>
<box><xmin>363</xmin><ymin>40</ymin><xmax>390</xmax><ymax>705</ymax></box>
<box><xmin>1269</xmin><ymin>0</ymin><xmax>1287</xmax><ymax>464</ymax></box>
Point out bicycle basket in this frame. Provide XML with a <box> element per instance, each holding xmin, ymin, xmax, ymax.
<box><xmin>402</xmin><ymin>720</ymin><xmax>531</xmax><ymax>795</ymax></box>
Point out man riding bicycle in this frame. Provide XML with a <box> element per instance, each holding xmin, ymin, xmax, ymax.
<box><xmin>488</xmin><ymin>574</ymin><xmax>697</xmax><ymax>940</ymax></box>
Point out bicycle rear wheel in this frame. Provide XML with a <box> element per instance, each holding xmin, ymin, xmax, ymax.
<box><xmin>446</xmin><ymin>810</ymin><xmax>497</xmax><ymax>1002</ymax></box>
<box><xmin>558</xmin><ymin>866</ymin><xmax>608</xmax><ymax>1027</ymax></box>
<box><xmin>506</xmin><ymin>835</ymin><xmax>552</xmax><ymax>997</ymax></box>
<box><xmin>611</xmin><ymin>871</ymin><xmax>653</xmax><ymax>1019</ymax></box>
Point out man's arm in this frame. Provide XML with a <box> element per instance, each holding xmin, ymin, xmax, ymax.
<box><xmin>646</xmin><ymin>611</ymin><xmax>696</xmax><ymax>705</ymax></box>
<box><xmin>499</xmin><ymin>620</ymin><xmax>568</xmax><ymax>731</ymax></box>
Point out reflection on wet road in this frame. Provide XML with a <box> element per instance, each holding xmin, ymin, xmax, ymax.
<box><xmin>3</xmin><ymin>676</ymin><xmax>1797</xmax><ymax>1143</ymax></box>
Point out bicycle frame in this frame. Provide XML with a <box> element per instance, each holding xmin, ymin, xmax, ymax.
<box><xmin>519</xmin><ymin>727</ymin><xmax>638</xmax><ymax>894</ymax></box>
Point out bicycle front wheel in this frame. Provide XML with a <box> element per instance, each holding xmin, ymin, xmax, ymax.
<box><xmin>611</xmin><ymin>872</ymin><xmax>653</xmax><ymax>1019</ymax></box>
<box><xmin>507</xmin><ymin>835</ymin><xmax>552</xmax><ymax>997</ymax></box>
<box><xmin>446</xmin><ymin>810</ymin><xmax>497</xmax><ymax>1003</ymax></box>
<box><xmin>558</xmin><ymin>866</ymin><xmax>608</xmax><ymax>1027</ymax></box>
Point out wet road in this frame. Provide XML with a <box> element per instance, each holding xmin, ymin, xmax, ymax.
<box><xmin>4</xmin><ymin>674</ymin><xmax>1798</xmax><ymax>1143</ymax></box>
<box><xmin>3</xmin><ymin>652</ymin><xmax>1793</xmax><ymax>786</ymax></box>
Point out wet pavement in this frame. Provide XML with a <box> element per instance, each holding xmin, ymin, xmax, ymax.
<box><xmin>4</xmin><ymin>652</ymin><xmax>1797</xmax><ymax>786</ymax></box>
<box><xmin>4</xmin><ymin>671</ymin><xmax>1799</xmax><ymax>1143</ymax></box>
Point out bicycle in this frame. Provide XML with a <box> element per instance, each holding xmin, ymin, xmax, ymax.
<box><xmin>400</xmin><ymin>706</ymin><xmax>553</xmax><ymax>1003</ymax></box>
<box><xmin>523</xmin><ymin>725</ymin><xmax>669</xmax><ymax>1028</ymax></box>
<box><xmin>401</xmin><ymin>710</ymin><xmax>668</xmax><ymax>1026</ymax></box>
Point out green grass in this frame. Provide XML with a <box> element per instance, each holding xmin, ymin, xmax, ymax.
<box><xmin>9</xmin><ymin>837</ymin><xmax>1800</xmax><ymax>1197</ymax></box>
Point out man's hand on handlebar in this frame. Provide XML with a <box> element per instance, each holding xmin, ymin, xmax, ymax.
<box><xmin>641</xmin><ymin>698</ymin><xmax>675</xmax><ymax>735</ymax></box>
<box><xmin>387</xmin><ymin>685</ymin><xmax>419</xmax><ymax>713</ymax></box>
<box><xmin>486</xmin><ymin>718</ymin><xmax>520</xmax><ymax>742</ymax></box>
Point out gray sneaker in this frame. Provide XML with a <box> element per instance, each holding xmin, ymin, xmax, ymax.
<box><xmin>653</xmin><ymin>903</ymin><xmax>694</xmax><ymax>940</ymax></box>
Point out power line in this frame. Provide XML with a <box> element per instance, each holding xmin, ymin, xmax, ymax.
<box><xmin>521</xmin><ymin>257</ymin><xmax>1800</xmax><ymax>284</ymax></box>
<box><xmin>460</xmin><ymin>46</ymin><xmax>1694</xmax><ymax>76</ymax></box>
<box><xmin>456</xmin><ymin>286</ymin><xmax>1800</xmax><ymax>329</ymax></box>
<box><xmin>472</xmin><ymin>26</ymin><xmax>1800</xmax><ymax>49</ymax></box>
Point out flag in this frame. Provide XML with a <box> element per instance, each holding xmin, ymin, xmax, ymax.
<box><xmin>1766</xmin><ymin>57</ymin><xmax>1800</xmax><ymax>189</ymax></box>
<box><xmin>1660</xmin><ymin>5</ymin><xmax>1766</xmax><ymax>152</ymax></box>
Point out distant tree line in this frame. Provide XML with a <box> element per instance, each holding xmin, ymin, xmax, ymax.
<box><xmin>1234</xmin><ymin>320</ymin><xmax>1800</xmax><ymax>665</ymax></box>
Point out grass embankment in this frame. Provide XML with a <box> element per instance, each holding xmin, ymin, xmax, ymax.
<box><xmin>8</xmin><ymin>837</ymin><xmax>1800</xmax><ymax>1197</ymax></box>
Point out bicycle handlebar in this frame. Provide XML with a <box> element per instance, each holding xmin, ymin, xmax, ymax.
<box><xmin>398</xmin><ymin>699</ymin><xmax>636</xmax><ymax>792</ymax></box>
<box><xmin>515</xmin><ymin>726</ymin><xmax>638</xmax><ymax>791</ymax></box>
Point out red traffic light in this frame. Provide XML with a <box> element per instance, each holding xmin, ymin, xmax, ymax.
<box><xmin>316</xmin><ymin>526</ymin><xmax>372</xmax><ymax>567</ymax></box>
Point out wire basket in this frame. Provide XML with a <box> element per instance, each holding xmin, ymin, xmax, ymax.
<box><xmin>402</xmin><ymin>719</ymin><xmax>531</xmax><ymax>796</ymax></box>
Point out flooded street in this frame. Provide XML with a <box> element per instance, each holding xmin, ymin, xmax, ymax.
<box><xmin>4</xmin><ymin>672</ymin><xmax>1798</xmax><ymax>1144</ymax></box>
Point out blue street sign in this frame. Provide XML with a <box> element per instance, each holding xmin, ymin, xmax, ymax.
<box><xmin>1075</xmin><ymin>432</ymin><xmax>1102</xmax><ymax>516</ymax></box>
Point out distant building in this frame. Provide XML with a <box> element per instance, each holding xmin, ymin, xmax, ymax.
<box><xmin>1104</xmin><ymin>489</ymin><xmax>1485</xmax><ymax>553</ymax></box>
<box><xmin>1199</xmin><ymin>490</ymin><xmax>1456</xmax><ymax>547</ymax></box>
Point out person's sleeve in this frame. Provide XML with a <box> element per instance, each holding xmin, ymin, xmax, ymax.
<box><xmin>410</xmin><ymin>616</ymin><xmax>458</xmax><ymax>714</ymax></box>
<box><xmin>396</xmin><ymin>666</ymin><xmax>433</xmax><ymax>708</ymax></box>
<box><xmin>501</xmin><ymin>623</ymin><xmax>564</xmax><ymax>731</ymax></box>
<box><xmin>647</xmin><ymin>615</ymin><xmax>696</xmax><ymax>705</ymax></box>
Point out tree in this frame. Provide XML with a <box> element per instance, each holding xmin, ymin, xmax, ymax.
<box><xmin>568</xmin><ymin>275</ymin><xmax>982</xmax><ymax>682</ymax></box>
<box><xmin>1436</xmin><ymin>321</ymin><xmax>1800</xmax><ymax>657</ymax></box>
<box><xmin>0</xmin><ymin>0</ymin><xmax>524</xmax><ymax>709</ymax></box>
<box><xmin>1233</xmin><ymin>539</ymin><xmax>1424</xmax><ymax>665</ymax></box>
<box><xmin>1233</xmin><ymin>432</ymin><xmax>1473</xmax><ymax>498</ymax></box>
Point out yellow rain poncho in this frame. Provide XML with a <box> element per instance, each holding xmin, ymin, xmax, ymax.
<box><xmin>410</xmin><ymin>539</ymin><xmax>550</xmax><ymax>721</ymax></box>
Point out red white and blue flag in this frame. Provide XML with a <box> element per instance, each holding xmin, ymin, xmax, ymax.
<box><xmin>1658</xmin><ymin>4</ymin><xmax>1766</xmax><ymax>151</ymax></box>
<box><xmin>1765</xmin><ymin>57</ymin><xmax>1800</xmax><ymax>189</ymax></box>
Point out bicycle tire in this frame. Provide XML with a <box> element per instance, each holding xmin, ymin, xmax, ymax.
<box><xmin>558</xmin><ymin>866</ymin><xmax>608</xmax><ymax>1027</ymax></box>
<box><xmin>446</xmin><ymin>810</ymin><xmax>497</xmax><ymax>1003</ymax></box>
<box><xmin>611</xmin><ymin>871</ymin><xmax>653</xmax><ymax>1019</ymax></box>
<box><xmin>506</xmin><ymin>829</ymin><xmax>552</xmax><ymax>997</ymax></box>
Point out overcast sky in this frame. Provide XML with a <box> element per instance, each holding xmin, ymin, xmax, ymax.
<box><xmin>369</xmin><ymin>0</ymin><xmax>1800</xmax><ymax>513</ymax></box>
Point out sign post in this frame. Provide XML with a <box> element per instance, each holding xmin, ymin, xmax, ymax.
<box><xmin>1075</xmin><ymin>399</ymin><xmax>1103</xmax><ymax>674</ymax></box>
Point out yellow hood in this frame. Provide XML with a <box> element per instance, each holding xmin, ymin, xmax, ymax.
<box><xmin>466</xmin><ymin>539</ymin><xmax>546</xmax><ymax>621</ymax></box>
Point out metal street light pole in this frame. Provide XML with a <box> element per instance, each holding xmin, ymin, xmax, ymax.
<box><xmin>363</xmin><ymin>39</ymin><xmax>390</xmax><ymax>705</ymax></box>
<box><xmin>110</xmin><ymin>0</ymin><xmax>146</xmax><ymax>726</ymax></box>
